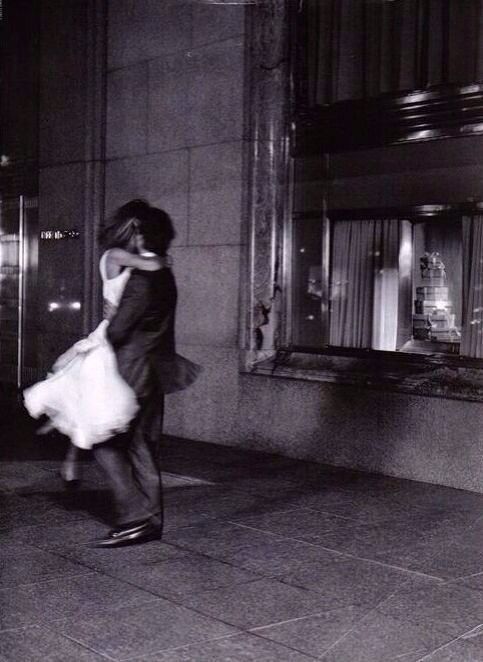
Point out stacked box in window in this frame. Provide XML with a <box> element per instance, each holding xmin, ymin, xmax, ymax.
<box><xmin>429</xmin><ymin>311</ymin><xmax>457</xmax><ymax>341</ymax></box>
<box><xmin>414</xmin><ymin>287</ymin><xmax>450</xmax><ymax>314</ymax></box>
<box><xmin>420</xmin><ymin>260</ymin><xmax>445</xmax><ymax>287</ymax></box>
<box><xmin>412</xmin><ymin>253</ymin><xmax>459</xmax><ymax>343</ymax></box>
<box><xmin>413</xmin><ymin>313</ymin><xmax>431</xmax><ymax>340</ymax></box>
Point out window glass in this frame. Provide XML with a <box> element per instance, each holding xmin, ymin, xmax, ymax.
<box><xmin>291</xmin><ymin>215</ymin><xmax>464</xmax><ymax>356</ymax></box>
<box><xmin>291</xmin><ymin>216</ymin><xmax>324</xmax><ymax>348</ymax></box>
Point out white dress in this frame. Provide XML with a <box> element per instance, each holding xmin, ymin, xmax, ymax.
<box><xmin>23</xmin><ymin>252</ymin><xmax>139</xmax><ymax>449</ymax></box>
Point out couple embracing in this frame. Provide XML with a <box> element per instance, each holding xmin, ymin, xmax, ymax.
<box><xmin>24</xmin><ymin>200</ymin><xmax>201</xmax><ymax>547</ymax></box>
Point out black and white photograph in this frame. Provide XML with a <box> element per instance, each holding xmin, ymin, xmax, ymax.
<box><xmin>1</xmin><ymin>0</ymin><xmax>483</xmax><ymax>659</ymax></box>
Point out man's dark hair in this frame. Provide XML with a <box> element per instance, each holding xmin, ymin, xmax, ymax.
<box><xmin>98</xmin><ymin>199</ymin><xmax>151</xmax><ymax>249</ymax></box>
<box><xmin>138</xmin><ymin>207</ymin><xmax>175</xmax><ymax>256</ymax></box>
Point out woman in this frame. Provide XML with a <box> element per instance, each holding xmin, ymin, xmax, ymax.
<box><xmin>24</xmin><ymin>200</ymin><xmax>167</xmax><ymax>481</ymax></box>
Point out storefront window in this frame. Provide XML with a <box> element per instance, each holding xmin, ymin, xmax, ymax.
<box><xmin>290</xmin><ymin>212</ymin><xmax>483</xmax><ymax>359</ymax></box>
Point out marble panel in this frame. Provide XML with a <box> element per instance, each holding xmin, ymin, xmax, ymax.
<box><xmin>137</xmin><ymin>632</ymin><xmax>314</xmax><ymax>662</ymax></box>
<box><xmin>106</xmin><ymin>63</ymin><xmax>148</xmax><ymax>158</ymax></box>
<box><xmin>164</xmin><ymin>520</ymin><xmax>343</xmax><ymax>576</ymax></box>
<box><xmin>454</xmin><ymin>572</ymin><xmax>483</xmax><ymax>592</ymax></box>
<box><xmin>7</xmin><ymin>518</ymin><xmax>107</xmax><ymax>550</ymax></box>
<box><xmin>162</xmin><ymin>504</ymin><xmax>217</xmax><ymax>531</ymax></box>
<box><xmin>0</xmin><ymin>493</ymin><xmax>87</xmax><ymax>531</ymax></box>
<box><xmin>237</xmin><ymin>377</ymin><xmax>379</xmax><ymax>462</ymax></box>
<box><xmin>281</xmin><ymin>556</ymin><xmax>419</xmax><ymax>609</ymax></box>
<box><xmin>253</xmin><ymin>606</ymin><xmax>370</xmax><ymax>659</ymax></box>
<box><xmin>0</xmin><ymin>573</ymin><xmax>154</xmax><ymax>631</ymax></box>
<box><xmin>50</xmin><ymin>539</ymin><xmax>184</xmax><ymax>573</ymax></box>
<box><xmin>318</xmin><ymin>610</ymin><xmax>455</xmax><ymax>662</ymax></box>
<box><xmin>461</xmin><ymin>514</ymin><xmax>483</xmax><ymax>548</ymax></box>
<box><xmin>0</xmin><ymin>626</ymin><xmax>105</xmax><ymax>661</ymax></box>
<box><xmin>51</xmin><ymin>599</ymin><xmax>236</xmax><ymax>660</ymax></box>
<box><xmin>188</xmin><ymin>39</ymin><xmax>244</xmax><ymax>145</ymax></box>
<box><xmin>234</xmin><ymin>374</ymin><xmax>483</xmax><ymax>493</ymax></box>
<box><xmin>177</xmin><ymin>577</ymin><xmax>331</xmax><ymax>629</ymax></box>
<box><xmin>167</xmin><ymin>488</ymin><xmax>265</xmax><ymax>522</ymax></box>
<box><xmin>423</xmin><ymin>636</ymin><xmax>483</xmax><ymax>661</ymax></box>
<box><xmin>192</xmin><ymin>2</ymin><xmax>245</xmax><ymax>47</ymax></box>
<box><xmin>170</xmin><ymin>247</ymin><xmax>241</xmax><ymax>348</ymax></box>
<box><xmin>108</xmin><ymin>0</ymin><xmax>192</xmax><ymax>70</ymax></box>
<box><xmin>189</xmin><ymin>142</ymin><xmax>243</xmax><ymax>246</ymax></box>
<box><xmin>0</xmin><ymin>546</ymin><xmax>89</xmax><ymax>590</ymax></box>
<box><xmin>378</xmin><ymin>581</ymin><xmax>483</xmax><ymax>634</ymax></box>
<box><xmin>295</xmin><ymin>489</ymin><xmax>415</xmax><ymax>525</ymax></box>
<box><xmin>164</xmin><ymin>520</ymin><xmax>282</xmax><ymax>562</ymax></box>
<box><xmin>108</xmin><ymin>552</ymin><xmax>259</xmax><ymax>601</ymax></box>
<box><xmin>163</xmin><ymin>345</ymin><xmax>239</xmax><ymax>444</ymax></box>
<box><xmin>105</xmin><ymin>151</ymin><xmax>189</xmax><ymax>245</ymax></box>
<box><xmin>0</xmin><ymin>461</ymin><xmax>59</xmax><ymax>492</ymax></box>
<box><xmin>294</xmin><ymin>515</ymin><xmax>456</xmax><ymax>565</ymax></box>
<box><xmin>149</xmin><ymin>36</ymin><xmax>244</xmax><ymax>150</ymax></box>
<box><xmin>395</xmin><ymin>541</ymin><xmax>483</xmax><ymax>581</ymax></box>
<box><xmin>375</xmin><ymin>391</ymin><xmax>483</xmax><ymax>493</ymax></box>
<box><xmin>218</xmin><ymin>474</ymin><xmax>308</xmax><ymax>499</ymax></box>
<box><xmin>228</xmin><ymin>508</ymin><xmax>351</xmax><ymax>543</ymax></box>
<box><xmin>148</xmin><ymin>52</ymin><xmax>193</xmax><ymax>152</ymax></box>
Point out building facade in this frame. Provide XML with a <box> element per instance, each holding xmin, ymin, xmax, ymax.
<box><xmin>1</xmin><ymin>0</ymin><xmax>483</xmax><ymax>492</ymax></box>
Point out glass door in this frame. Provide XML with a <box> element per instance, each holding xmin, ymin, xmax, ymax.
<box><xmin>0</xmin><ymin>196</ymin><xmax>38</xmax><ymax>387</ymax></box>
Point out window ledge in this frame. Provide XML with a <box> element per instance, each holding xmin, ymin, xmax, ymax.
<box><xmin>243</xmin><ymin>350</ymin><xmax>483</xmax><ymax>402</ymax></box>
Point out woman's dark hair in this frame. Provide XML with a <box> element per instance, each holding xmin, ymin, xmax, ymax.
<box><xmin>138</xmin><ymin>207</ymin><xmax>175</xmax><ymax>256</ymax></box>
<box><xmin>98</xmin><ymin>199</ymin><xmax>151</xmax><ymax>250</ymax></box>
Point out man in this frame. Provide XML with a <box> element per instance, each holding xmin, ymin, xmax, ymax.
<box><xmin>91</xmin><ymin>205</ymin><xmax>177</xmax><ymax>547</ymax></box>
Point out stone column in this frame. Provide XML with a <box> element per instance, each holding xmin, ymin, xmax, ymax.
<box><xmin>242</xmin><ymin>0</ymin><xmax>290</xmax><ymax>368</ymax></box>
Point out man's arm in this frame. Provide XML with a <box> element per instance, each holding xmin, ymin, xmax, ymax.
<box><xmin>107</xmin><ymin>271</ymin><xmax>151</xmax><ymax>349</ymax></box>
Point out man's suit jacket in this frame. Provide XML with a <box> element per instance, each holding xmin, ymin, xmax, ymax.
<box><xmin>107</xmin><ymin>267</ymin><xmax>177</xmax><ymax>400</ymax></box>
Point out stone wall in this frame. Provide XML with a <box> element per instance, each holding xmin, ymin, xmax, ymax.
<box><xmin>104</xmin><ymin>0</ymin><xmax>483</xmax><ymax>494</ymax></box>
<box><xmin>105</xmin><ymin>1</ymin><xmax>246</xmax><ymax>443</ymax></box>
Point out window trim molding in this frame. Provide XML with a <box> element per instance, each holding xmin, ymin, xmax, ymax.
<box><xmin>293</xmin><ymin>84</ymin><xmax>483</xmax><ymax>155</ymax></box>
<box><xmin>242</xmin><ymin>1</ymin><xmax>483</xmax><ymax>402</ymax></box>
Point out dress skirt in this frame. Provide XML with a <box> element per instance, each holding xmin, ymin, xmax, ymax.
<box><xmin>23</xmin><ymin>320</ymin><xmax>139</xmax><ymax>450</ymax></box>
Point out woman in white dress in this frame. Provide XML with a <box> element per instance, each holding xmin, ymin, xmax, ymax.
<box><xmin>24</xmin><ymin>200</ymin><xmax>167</xmax><ymax>481</ymax></box>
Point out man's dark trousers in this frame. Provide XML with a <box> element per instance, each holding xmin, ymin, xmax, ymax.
<box><xmin>93</xmin><ymin>390</ymin><xmax>164</xmax><ymax>528</ymax></box>
<box><xmin>93</xmin><ymin>265</ymin><xmax>178</xmax><ymax>535</ymax></box>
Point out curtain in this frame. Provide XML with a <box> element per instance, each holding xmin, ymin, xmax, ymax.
<box><xmin>329</xmin><ymin>219</ymin><xmax>400</xmax><ymax>349</ymax></box>
<box><xmin>461</xmin><ymin>215</ymin><xmax>483</xmax><ymax>358</ymax></box>
<box><xmin>306</xmin><ymin>0</ymin><xmax>483</xmax><ymax>105</ymax></box>
<box><xmin>372</xmin><ymin>220</ymin><xmax>400</xmax><ymax>351</ymax></box>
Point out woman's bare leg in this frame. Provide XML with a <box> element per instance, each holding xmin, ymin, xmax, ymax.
<box><xmin>60</xmin><ymin>443</ymin><xmax>82</xmax><ymax>483</ymax></box>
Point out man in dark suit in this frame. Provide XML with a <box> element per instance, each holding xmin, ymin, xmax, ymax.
<box><xmin>92</xmin><ymin>206</ymin><xmax>177</xmax><ymax>547</ymax></box>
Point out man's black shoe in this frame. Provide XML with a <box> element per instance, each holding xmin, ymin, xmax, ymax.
<box><xmin>90</xmin><ymin>520</ymin><xmax>162</xmax><ymax>548</ymax></box>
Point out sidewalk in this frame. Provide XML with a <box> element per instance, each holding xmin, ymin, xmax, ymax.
<box><xmin>1</xmin><ymin>413</ymin><xmax>483</xmax><ymax>660</ymax></box>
